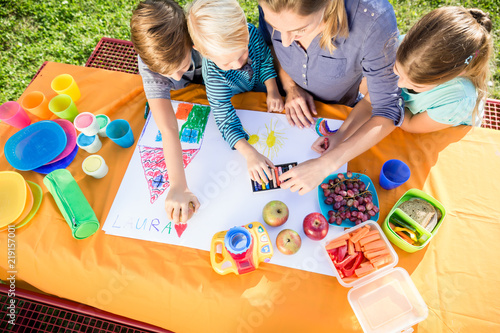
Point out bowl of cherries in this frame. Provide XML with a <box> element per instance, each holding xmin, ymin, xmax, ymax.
<box><xmin>318</xmin><ymin>171</ymin><xmax>379</xmax><ymax>227</ymax></box>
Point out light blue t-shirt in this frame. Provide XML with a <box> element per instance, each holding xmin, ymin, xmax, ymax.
<box><xmin>401</xmin><ymin>77</ymin><xmax>479</xmax><ymax>126</ymax></box>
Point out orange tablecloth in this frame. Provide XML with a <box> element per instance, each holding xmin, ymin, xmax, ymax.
<box><xmin>1</xmin><ymin>62</ymin><xmax>500</xmax><ymax>333</ymax></box>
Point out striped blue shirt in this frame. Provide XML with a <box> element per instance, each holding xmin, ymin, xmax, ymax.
<box><xmin>203</xmin><ymin>23</ymin><xmax>277</xmax><ymax>149</ymax></box>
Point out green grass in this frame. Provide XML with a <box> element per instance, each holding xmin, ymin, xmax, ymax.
<box><xmin>1</xmin><ymin>0</ymin><xmax>498</xmax><ymax>102</ymax></box>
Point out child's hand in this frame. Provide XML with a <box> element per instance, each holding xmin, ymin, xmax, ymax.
<box><xmin>266</xmin><ymin>90</ymin><xmax>284</xmax><ymax>113</ymax></box>
<box><xmin>245</xmin><ymin>149</ymin><xmax>275</xmax><ymax>184</ymax></box>
<box><xmin>165</xmin><ymin>187</ymin><xmax>200</xmax><ymax>224</ymax></box>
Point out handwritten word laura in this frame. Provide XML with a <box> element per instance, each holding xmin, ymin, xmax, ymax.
<box><xmin>111</xmin><ymin>215</ymin><xmax>173</xmax><ymax>234</ymax></box>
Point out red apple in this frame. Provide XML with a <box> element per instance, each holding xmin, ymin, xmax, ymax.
<box><xmin>276</xmin><ymin>229</ymin><xmax>301</xmax><ymax>255</ymax></box>
<box><xmin>303</xmin><ymin>212</ymin><xmax>329</xmax><ymax>241</ymax></box>
<box><xmin>262</xmin><ymin>200</ymin><xmax>289</xmax><ymax>227</ymax></box>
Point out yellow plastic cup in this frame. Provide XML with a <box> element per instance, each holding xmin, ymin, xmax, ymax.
<box><xmin>21</xmin><ymin>91</ymin><xmax>52</xmax><ymax>119</ymax></box>
<box><xmin>51</xmin><ymin>74</ymin><xmax>81</xmax><ymax>102</ymax></box>
<box><xmin>49</xmin><ymin>94</ymin><xmax>79</xmax><ymax>122</ymax></box>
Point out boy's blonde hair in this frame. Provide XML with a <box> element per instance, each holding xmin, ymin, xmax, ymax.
<box><xmin>258</xmin><ymin>0</ymin><xmax>348</xmax><ymax>54</ymax></box>
<box><xmin>130</xmin><ymin>0</ymin><xmax>192</xmax><ymax>75</ymax></box>
<box><xmin>397</xmin><ymin>7</ymin><xmax>493</xmax><ymax>125</ymax></box>
<box><xmin>187</xmin><ymin>0</ymin><xmax>249</xmax><ymax>58</ymax></box>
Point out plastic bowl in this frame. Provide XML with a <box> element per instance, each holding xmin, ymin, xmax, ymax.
<box><xmin>318</xmin><ymin>172</ymin><xmax>379</xmax><ymax>227</ymax></box>
<box><xmin>382</xmin><ymin>189</ymin><xmax>446</xmax><ymax>253</ymax></box>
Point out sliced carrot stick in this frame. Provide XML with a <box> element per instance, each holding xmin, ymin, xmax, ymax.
<box><xmin>350</xmin><ymin>226</ymin><xmax>370</xmax><ymax>243</ymax></box>
<box><xmin>363</xmin><ymin>240</ymin><xmax>387</xmax><ymax>252</ymax></box>
<box><xmin>355</xmin><ymin>263</ymin><xmax>376</xmax><ymax>277</ymax></box>
<box><xmin>358</xmin><ymin>234</ymin><xmax>381</xmax><ymax>246</ymax></box>
<box><xmin>365</xmin><ymin>249</ymin><xmax>390</xmax><ymax>260</ymax></box>
<box><xmin>371</xmin><ymin>255</ymin><xmax>393</xmax><ymax>268</ymax></box>
<box><xmin>347</xmin><ymin>239</ymin><xmax>355</xmax><ymax>256</ymax></box>
<box><xmin>354</xmin><ymin>241</ymin><xmax>361</xmax><ymax>252</ymax></box>
<box><xmin>325</xmin><ymin>239</ymin><xmax>347</xmax><ymax>250</ymax></box>
<box><xmin>342</xmin><ymin>276</ymin><xmax>358</xmax><ymax>283</ymax></box>
<box><xmin>359</xmin><ymin>260</ymin><xmax>372</xmax><ymax>268</ymax></box>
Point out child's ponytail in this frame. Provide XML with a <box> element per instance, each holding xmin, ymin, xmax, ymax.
<box><xmin>397</xmin><ymin>7</ymin><xmax>493</xmax><ymax>126</ymax></box>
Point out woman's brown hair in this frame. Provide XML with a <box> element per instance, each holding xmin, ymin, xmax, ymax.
<box><xmin>130</xmin><ymin>0</ymin><xmax>192</xmax><ymax>75</ymax></box>
<box><xmin>259</xmin><ymin>0</ymin><xmax>348</xmax><ymax>53</ymax></box>
<box><xmin>397</xmin><ymin>7</ymin><xmax>493</xmax><ymax>125</ymax></box>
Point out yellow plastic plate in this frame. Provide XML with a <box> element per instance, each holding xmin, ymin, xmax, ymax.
<box><xmin>0</xmin><ymin>171</ymin><xmax>27</xmax><ymax>227</ymax></box>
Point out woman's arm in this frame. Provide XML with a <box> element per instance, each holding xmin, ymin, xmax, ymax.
<box><xmin>148</xmin><ymin>98</ymin><xmax>200</xmax><ymax>223</ymax></box>
<box><xmin>280</xmin><ymin>116</ymin><xmax>395</xmax><ymax>194</ymax></box>
<box><xmin>400</xmin><ymin>109</ymin><xmax>452</xmax><ymax>133</ymax></box>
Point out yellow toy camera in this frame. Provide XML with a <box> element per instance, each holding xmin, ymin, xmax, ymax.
<box><xmin>210</xmin><ymin>222</ymin><xmax>273</xmax><ymax>275</ymax></box>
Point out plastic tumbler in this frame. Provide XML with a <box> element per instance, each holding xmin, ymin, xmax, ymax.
<box><xmin>21</xmin><ymin>91</ymin><xmax>52</xmax><ymax>119</ymax></box>
<box><xmin>379</xmin><ymin>159</ymin><xmax>411</xmax><ymax>190</ymax></box>
<box><xmin>51</xmin><ymin>74</ymin><xmax>81</xmax><ymax>102</ymax></box>
<box><xmin>106</xmin><ymin>119</ymin><xmax>135</xmax><ymax>148</ymax></box>
<box><xmin>74</xmin><ymin>112</ymin><xmax>100</xmax><ymax>136</ymax></box>
<box><xmin>95</xmin><ymin>114</ymin><xmax>110</xmax><ymax>137</ymax></box>
<box><xmin>49</xmin><ymin>94</ymin><xmax>79</xmax><ymax>122</ymax></box>
<box><xmin>0</xmin><ymin>101</ymin><xmax>31</xmax><ymax>129</ymax></box>
<box><xmin>76</xmin><ymin>133</ymin><xmax>102</xmax><ymax>154</ymax></box>
<box><xmin>82</xmin><ymin>155</ymin><xmax>108</xmax><ymax>179</ymax></box>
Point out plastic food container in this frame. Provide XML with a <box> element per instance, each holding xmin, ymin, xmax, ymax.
<box><xmin>318</xmin><ymin>172</ymin><xmax>379</xmax><ymax>227</ymax></box>
<box><xmin>323</xmin><ymin>221</ymin><xmax>428</xmax><ymax>332</ymax></box>
<box><xmin>382</xmin><ymin>189</ymin><xmax>446</xmax><ymax>253</ymax></box>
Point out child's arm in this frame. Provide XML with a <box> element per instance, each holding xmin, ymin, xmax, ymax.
<box><xmin>264</xmin><ymin>78</ymin><xmax>284</xmax><ymax>113</ymax></box>
<box><xmin>234</xmin><ymin>139</ymin><xmax>275</xmax><ymax>183</ymax></box>
<box><xmin>148</xmin><ymin>98</ymin><xmax>200</xmax><ymax>223</ymax></box>
<box><xmin>400</xmin><ymin>109</ymin><xmax>452</xmax><ymax>133</ymax></box>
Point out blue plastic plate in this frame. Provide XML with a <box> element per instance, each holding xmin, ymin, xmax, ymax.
<box><xmin>317</xmin><ymin>172</ymin><xmax>379</xmax><ymax>228</ymax></box>
<box><xmin>4</xmin><ymin>121</ymin><xmax>67</xmax><ymax>171</ymax></box>
<box><xmin>33</xmin><ymin>145</ymin><xmax>79</xmax><ymax>174</ymax></box>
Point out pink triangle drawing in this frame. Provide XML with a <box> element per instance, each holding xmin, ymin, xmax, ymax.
<box><xmin>139</xmin><ymin>146</ymin><xmax>200</xmax><ymax>204</ymax></box>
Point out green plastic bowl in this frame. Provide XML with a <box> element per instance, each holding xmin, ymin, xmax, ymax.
<box><xmin>382</xmin><ymin>189</ymin><xmax>446</xmax><ymax>253</ymax></box>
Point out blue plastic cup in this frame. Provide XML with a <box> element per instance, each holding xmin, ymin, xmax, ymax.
<box><xmin>379</xmin><ymin>159</ymin><xmax>411</xmax><ymax>190</ymax></box>
<box><xmin>106</xmin><ymin>119</ymin><xmax>135</xmax><ymax>148</ymax></box>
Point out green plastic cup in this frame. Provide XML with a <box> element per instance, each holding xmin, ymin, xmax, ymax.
<box><xmin>49</xmin><ymin>94</ymin><xmax>79</xmax><ymax>122</ymax></box>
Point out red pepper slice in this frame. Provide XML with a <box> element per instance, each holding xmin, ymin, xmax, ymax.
<box><xmin>341</xmin><ymin>252</ymin><xmax>364</xmax><ymax>277</ymax></box>
<box><xmin>334</xmin><ymin>253</ymin><xmax>357</xmax><ymax>270</ymax></box>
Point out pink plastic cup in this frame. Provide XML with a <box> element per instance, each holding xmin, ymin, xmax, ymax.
<box><xmin>0</xmin><ymin>101</ymin><xmax>32</xmax><ymax>129</ymax></box>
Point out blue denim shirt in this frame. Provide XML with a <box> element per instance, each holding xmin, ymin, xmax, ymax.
<box><xmin>259</xmin><ymin>0</ymin><xmax>403</xmax><ymax>124</ymax></box>
<box><xmin>137</xmin><ymin>49</ymin><xmax>203</xmax><ymax>100</ymax></box>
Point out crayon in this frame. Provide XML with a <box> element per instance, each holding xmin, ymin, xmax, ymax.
<box><xmin>274</xmin><ymin>167</ymin><xmax>280</xmax><ymax>187</ymax></box>
<box><xmin>324</xmin><ymin>137</ymin><xmax>329</xmax><ymax>150</ymax></box>
<box><xmin>253</xmin><ymin>181</ymin><xmax>259</xmax><ymax>192</ymax></box>
<box><xmin>271</xmin><ymin>168</ymin><xmax>277</xmax><ymax>187</ymax></box>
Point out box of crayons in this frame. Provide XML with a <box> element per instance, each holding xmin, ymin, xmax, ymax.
<box><xmin>251</xmin><ymin>162</ymin><xmax>297</xmax><ymax>192</ymax></box>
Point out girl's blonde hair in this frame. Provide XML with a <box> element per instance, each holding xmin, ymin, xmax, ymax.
<box><xmin>130</xmin><ymin>0</ymin><xmax>192</xmax><ymax>75</ymax></box>
<box><xmin>258</xmin><ymin>0</ymin><xmax>348</xmax><ymax>53</ymax></box>
<box><xmin>187</xmin><ymin>0</ymin><xmax>249</xmax><ymax>58</ymax></box>
<box><xmin>397</xmin><ymin>6</ymin><xmax>493</xmax><ymax>125</ymax></box>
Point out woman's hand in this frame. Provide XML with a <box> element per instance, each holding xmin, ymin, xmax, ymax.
<box><xmin>279</xmin><ymin>158</ymin><xmax>332</xmax><ymax>195</ymax></box>
<box><xmin>165</xmin><ymin>187</ymin><xmax>201</xmax><ymax>224</ymax></box>
<box><xmin>284</xmin><ymin>85</ymin><xmax>317</xmax><ymax>128</ymax></box>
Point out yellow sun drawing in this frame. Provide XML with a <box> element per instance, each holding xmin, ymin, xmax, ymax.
<box><xmin>245</xmin><ymin>119</ymin><xmax>287</xmax><ymax>159</ymax></box>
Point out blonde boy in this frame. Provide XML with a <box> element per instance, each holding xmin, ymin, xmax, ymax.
<box><xmin>187</xmin><ymin>0</ymin><xmax>284</xmax><ymax>183</ymax></box>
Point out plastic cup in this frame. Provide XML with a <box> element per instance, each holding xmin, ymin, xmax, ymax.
<box><xmin>74</xmin><ymin>112</ymin><xmax>100</xmax><ymax>136</ymax></box>
<box><xmin>76</xmin><ymin>133</ymin><xmax>102</xmax><ymax>154</ymax></box>
<box><xmin>95</xmin><ymin>114</ymin><xmax>110</xmax><ymax>137</ymax></box>
<box><xmin>379</xmin><ymin>159</ymin><xmax>411</xmax><ymax>190</ymax></box>
<box><xmin>21</xmin><ymin>91</ymin><xmax>52</xmax><ymax>119</ymax></box>
<box><xmin>82</xmin><ymin>155</ymin><xmax>108</xmax><ymax>179</ymax></box>
<box><xmin>0</xmin><ymin>101</ymin><xmax>31</xmax><ymax>129</ymax></box>
<box><xmin>106</xmin><ymin>119</ymin><xmax>135</xmax><ymax>148</ymax></box>
<box><xmin>51</xmin><ymin>74</ymin><xmax>81</xmax><ymax>102</ymax></box>
<box><xmin>49</xmin><ymin>94</ymin><xmax>79</xmax><ymax>122</ymax></box>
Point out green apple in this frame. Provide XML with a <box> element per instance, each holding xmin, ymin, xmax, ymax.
<box><xmin>262</xmin><ymin>200</ymin><xmax>289</xmax><ymax>227</ymax></box>
<box><xmin>276</xmin><ymin>229</ymin><xmax>301</xmax><ymax>255</ymax></box>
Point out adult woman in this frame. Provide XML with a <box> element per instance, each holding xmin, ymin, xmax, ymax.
<box><xmin>258</xmin><ymin>0</ymin><xmax>403</xmax><ymax>194</ymax></box>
